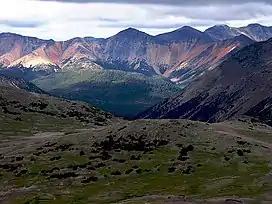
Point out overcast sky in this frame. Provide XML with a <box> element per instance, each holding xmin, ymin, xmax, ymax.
<box><xmin>1</xmin><ymin>0</ymin><xmax>272</xmax><ymax>40</ymax></box>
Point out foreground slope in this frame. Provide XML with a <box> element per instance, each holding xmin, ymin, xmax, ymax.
<box><xmin>138</xmin><ymin>38</ymin><xmax>272</xmax><ymax>125</ymax></box>
<box><xmin>1</xmin><ymin>75</ymin><xmax>272</xmax><ymax>204</ymax></box>
<box><xmin>1</xmin><ymin>118</ymin><xmax>272</xmax><ymax>203</ymax></box>
<box><xmin>0</xmin><ymin>75</ymin><xmax>114</xmax><ymax>135</ymax></box>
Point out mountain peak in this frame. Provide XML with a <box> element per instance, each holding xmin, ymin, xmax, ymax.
<box><xmin>0</xmin><ymin>32</ymin><xmax>22</xmax><ymax>38</ymax></box>
<box><xmin>110</xmin><ymin>27</ymin><xmax>152</xmax><ymax>40</ymax></box>
<box><xmin>247</xmin><ymin>23</ymin><xmax>264</xmax><ymax>28</ymax></box>
<box><xmin>0</xmin><ymin>32</ymin><xmax>44</xmax><ymax>42</ymax></box>
<box><xmin>155</xmin><ymin>25</ymin><xmax>207</xmax><ymax>43</ymax></box>
<box><xmin>124</xmin><ymin>27</ymin><xmax>140</xmax><ymax>32</ymax></box>
<box><xmin>205</xmin><ymin>25</ymin><xmax>231</xmax><ymax>32</ymax></box>
<box><xmin>176</xmin><ymin>26</ymin><xmax>202</xmax><ymax>33</ymax></box>
<box><xmin>205</xmin><ymin>25</ymin><xmax>239</xmax><ymax>41</ymax></box>
<box><xmin>177</xmin><ymin>26</ymin><xmax>197</xmax><ymax>30</ymax></box>
<box><xmin>119</xmin><ymin>27</ymin><xmax>148</xmax><ymax>35</ymax></box>
<box><xmin>215</xmin><ymin>24</ymin><xmax>230</xmax><ymax>28</ymax></box>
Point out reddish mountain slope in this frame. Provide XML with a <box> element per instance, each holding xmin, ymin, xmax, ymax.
<box><xmin>165</xmin><ymin>35</ymin><xmax>254</xmax><ymax>84</ymax></box>
<box><xmin>0</xmin><ymin>33</ymin><xmax>46</xmax><ymax>66</ymax></box>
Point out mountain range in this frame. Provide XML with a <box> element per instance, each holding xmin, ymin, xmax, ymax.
<box><xmin>0</xmin><ymin>24</ymin><xmax>271</xmax><ymax>84</ymax></box>
<box><xmin>0</xmin><ymin>23</ymin><xmax>272</xmax><ymax>117</ymax></box>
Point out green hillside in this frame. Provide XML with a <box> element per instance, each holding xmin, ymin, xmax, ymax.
<box><xmin>33</xmin><ymin>70</ymin><xmax>183</xmax><ymax>117</ymax></box>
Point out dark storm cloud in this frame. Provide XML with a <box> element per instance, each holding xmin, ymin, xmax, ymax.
<box><xmin>38</xmin><ymin>0</ymin><xmax>272</xmax><ymax>5</ymax></box>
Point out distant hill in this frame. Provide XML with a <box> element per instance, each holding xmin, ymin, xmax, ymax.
<box><xmin>32</xmin><ymin>69</ymin><xmax>183</xmax><ymax>117</ymax></box>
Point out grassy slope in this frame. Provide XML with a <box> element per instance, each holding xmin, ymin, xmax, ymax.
<box><xmin>32</xmin><ymin>70</ymin><xmax>183</xmax><ymax>117</ymax></box>
<box><xmin>0</xmin><ymin>85</ymin><xmax>115</xmax><ymax>138</ymax></box>
<box><xmin>1</xmin><ymin>119</ymin><xmax>272</xmax><ymax>204</ymax></box>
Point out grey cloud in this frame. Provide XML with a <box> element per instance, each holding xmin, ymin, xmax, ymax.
<box><xmin>67</xmin><ymin>16</ymin><xmax>121</xmax><ymax>22</ymax></box>
<box><xmin>161</xmin><ymin>4</ymin><xmax>272</xmax><ymax>21</ymax></box>
<box><xmin>97</xmin><ymin>3</ymin><xmax>272</xmax><ymax>27</ymax></box>
<box><xmin>0</xmin><ymin>20</ymin><xmax>43</xmax><ymax>28</ymax></box>
<box><xmin>97</xmin><ymin>18</ymin><xmax>120</xmax><ymax>22</ymax></box>
<box><xmin>38</xmin><ymin>0</ymin><xmax>272</xmax><ymax>5</ymax></box>
<box><xmin>36</xmin><ymin>0</ymin><xmax>272</xmax><ymax>37</ymax></box>
<box><xmin>39</xmin><ymin>0</ymin><xmax>272</xmax><ymax>23</ymax></box>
